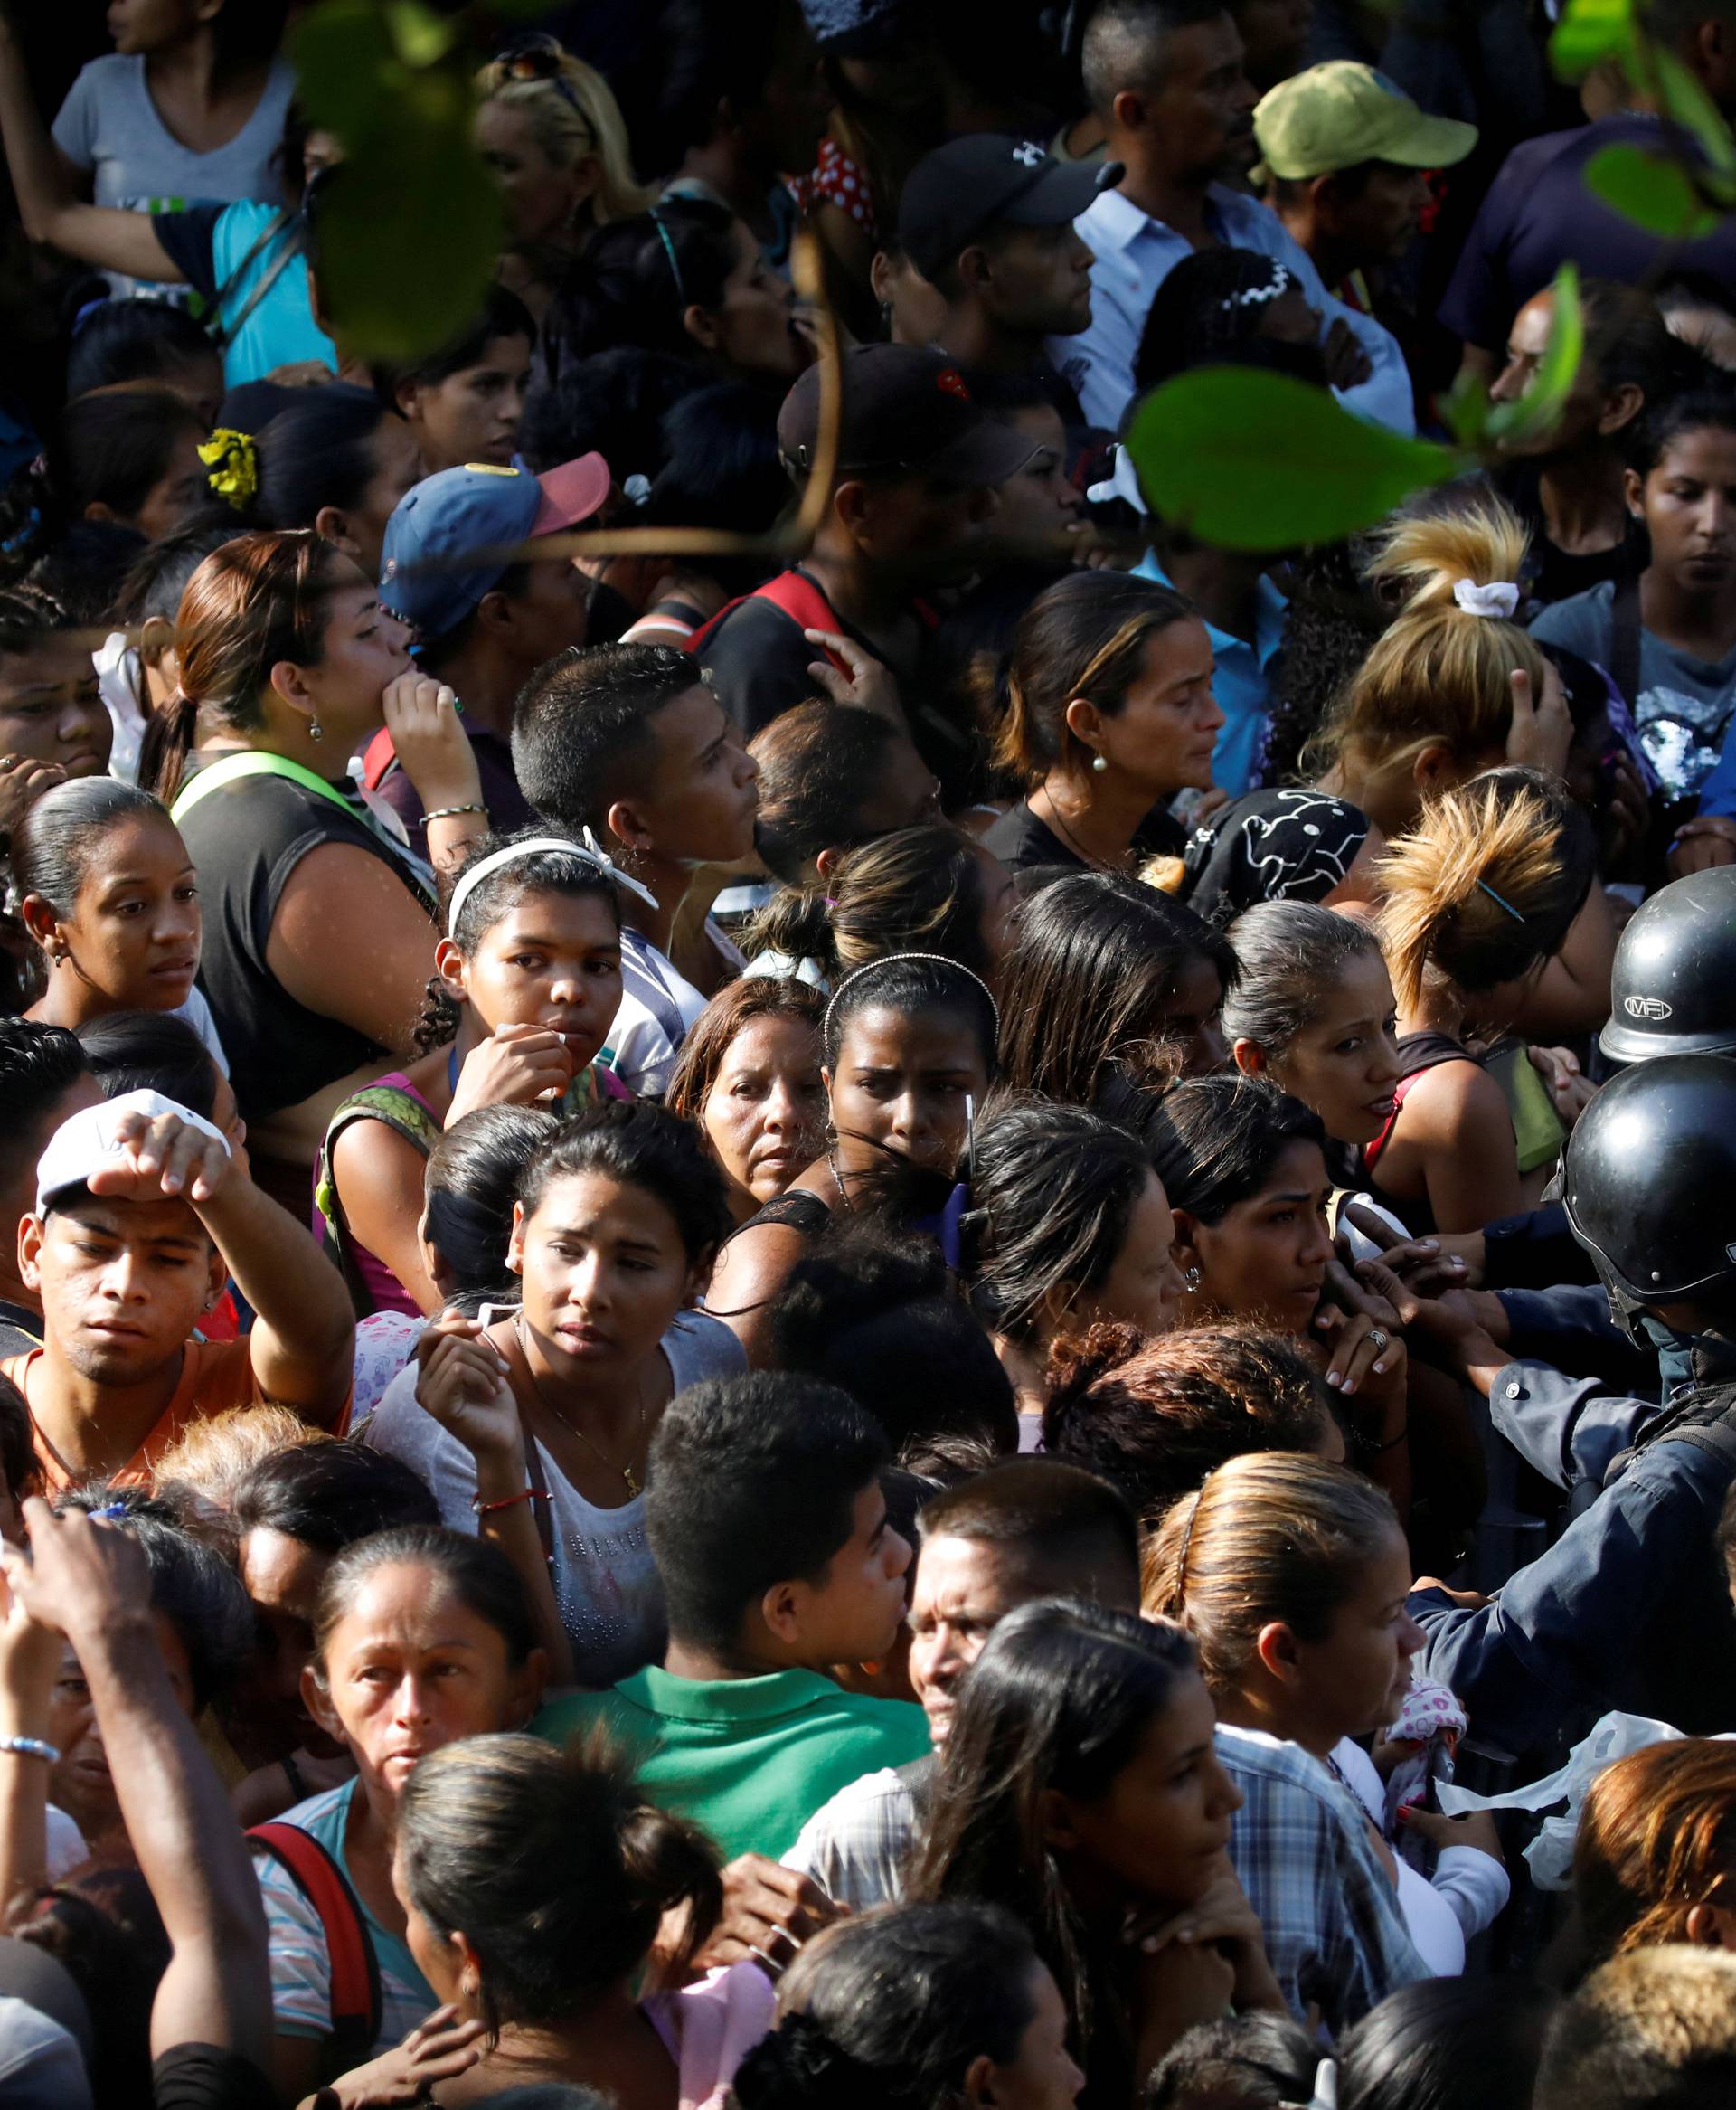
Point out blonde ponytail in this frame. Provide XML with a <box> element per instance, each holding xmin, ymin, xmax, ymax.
<box><xmin>1375</xmin><ymin>766</ymin><xmax>1597</xmax><ymax>1013</ymax></box>
<box><xmin>1306</xmin><ymin>496</ymin><xmax>1547</xmax><ymax>785</ymax></box>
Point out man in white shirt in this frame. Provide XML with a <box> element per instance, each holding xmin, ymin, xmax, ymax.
<box><xmin>1048</xmin><ymin>0</ymin><xmax>1418</xmax><ymax>436</ymax></box>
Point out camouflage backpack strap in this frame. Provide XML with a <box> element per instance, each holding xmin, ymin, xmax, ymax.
<box><xmin>314</xmin><ymin>1083</ymin><xmax>442</xmax><ymax>1315</ymax></box>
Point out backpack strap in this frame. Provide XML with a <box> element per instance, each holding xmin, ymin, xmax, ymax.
<box><xmin>687</xmin><ymin>569</ymin><xmax>850</xmax><ymax>668</ymax></box>
<box><xmin>249</xmin><ymin>1821</ymin><xmax>382</xmax><ymax>2072</ymax></box>
<box><xmin>359</xmin><ymin>725</ymin><xmax>399</xmax><ymax>793</ymax></box>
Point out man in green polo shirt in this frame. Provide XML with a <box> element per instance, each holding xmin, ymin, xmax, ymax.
<box><xmin>533</xmin><ymin>1372</ymin><xmax>928</xmax><ymax>1862</ymax></box>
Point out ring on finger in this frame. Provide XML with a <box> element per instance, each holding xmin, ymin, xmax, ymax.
<box><xmin>1366</xmin><ymin>1327</ymin><xmax>1390</xmax><ymax>1353</ymax></box>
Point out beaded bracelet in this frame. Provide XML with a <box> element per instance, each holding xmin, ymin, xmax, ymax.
<box><xmin>0</xmin><ymin>1736</ymin><xmax>60</xmax><ymax>1764</ymax></box>
<box><xmin>424</xmin><ymin>802</ymin><xmax>488</xmax><ymax>823</ymax></box>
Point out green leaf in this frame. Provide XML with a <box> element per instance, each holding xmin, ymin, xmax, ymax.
<box><xmin>1582</xmin><ymin>143</ymin><xmax>1722</xmax><ymax>235</ymax></box>
<box><xmin>1487</xmin><ymin>263</ymin><xmax>1584</xmax><ymax>449</ymax></box>
<box><xmin>1123</xmin><ymin>370</ymin><xmax>1458</xmax><ymax>554</ymax></box>
<box><xmin>384</xmin><ymin>0</ymin><xmax>459</xmax><ymax>67</ymax></box>
<box><xmin>1654</xmin><ymin>47</ymin><xmax>1736</xmax><ymax>179</ymax></box>
<box><xmin>314</xmin><ymin>129</ymin><xmax>504</xmax><ymax>361</ymax></box>
<box><xmin>288</xmin><ymin>0</ymin><xmax>397</xmax><ymax>137</ymax></box>
<box><xmin>1550</xmin><ymin>0</ymin><xmax>1633</xmax><ymax>79</ymax></box>
<box><xmin>1443</xmin><ymin>365</ymin><xmax>1492</xmax><ymax>449</ymax></box>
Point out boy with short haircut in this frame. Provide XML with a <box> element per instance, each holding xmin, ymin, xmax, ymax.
<box><xmin>533</xmin><ymin>1372</ymin><xmax>926</xmax><ymax>1861</ymax></box>
<box><xmin>7</xmin><ymin>1091</ymin><xmax>354</xmax><ymax>1490</ymax></box>
<box><xmin>511</xmin><ymin>641</ymin><xmax>760</xmax><ymax>1095</ymax></box>
<box><xmin>0</xmin><ymin>1019</ymin><xmax>100</xmax><ymax>1353</ymax></box>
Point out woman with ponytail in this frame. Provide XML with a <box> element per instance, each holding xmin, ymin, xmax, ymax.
<box><xmin>1307</xmin><ymin>498</ymin><xmax>1574</xmax><ymax>840</ymax></box>
<box><xmin>475</xmin><ymin>33</ymin><xmax>655</xmax><ymax>319</ymax></box>
<box><xmin>1363</xmin><ymin>766</ymin><xmax>1601</xmax><ymax>1234</ymax></box>
<box><xmin>985</xmin><ymin>571</ymin><xmax>1225</xmax><ymax>876</ymax></box>
<box><xmin>1145</xmin><ymin>1453</ymin><xmax>1507</xmax><ymax>1980</ymax></box>
<box><xmin>140</xmin><ymin>531</ymin><xmax>489</xmax><ymax>1191</ymax></box>
<box><xmin>742</xmin><ymin>822</ymin><xmax>1014</xmax><ymax>992</ymax></box>
<box><xmin>731</xmin><ymin>1900</ymin><xmax>1083</xmax><ymax>2110</ymax></box>
<box><xmin>392</xmin><ymin>1730</ymin><xmax>770</xmax><ymax>2106</ymax></box>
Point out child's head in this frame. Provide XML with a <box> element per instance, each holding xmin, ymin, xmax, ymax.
<box><xmin>646</xmin><ymin>1371</ymin><xmax>909</xmax><ymax>1667</ymax></box>
<box><xmin>821</xmin><ymin>952</ymin><xmax>1000</xmax><ymax>1178</ymax></box>
<box><xmin>512</xmin><ymin>641</ymin><xmax>760</xmax><ymax>872</ymax></box>
<box><xmin>427</xmin><ymin>832</ymin><xmax>625</xmax><ymax>1073</ymax></box>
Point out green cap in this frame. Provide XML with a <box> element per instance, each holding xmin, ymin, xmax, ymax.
<box><xmin>1253</xmin><ymin>62</ymin><xmax>1477</xmax><ymax>183</ymax></box>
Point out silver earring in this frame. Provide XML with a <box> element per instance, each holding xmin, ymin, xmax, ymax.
<box><xmin>307</xmin><ymin>716</ymin><xmax>324</xmax><ymax>743</ymax></box>
<box><xmin>1184</xmin><ymin>1265</ymin><xmax>1202</xmax><ymax>1292</ymax></box>
<box><xmin>1090</xmin><ymin>752</ymin><xmax>1108</xmax><ymax>773</ymax></box>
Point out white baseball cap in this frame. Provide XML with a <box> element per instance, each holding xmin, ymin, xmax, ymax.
<box><xmin>34</xmin><ymin>1089</ymin><xmax>229</xmax><ymax>1218</ymax></box>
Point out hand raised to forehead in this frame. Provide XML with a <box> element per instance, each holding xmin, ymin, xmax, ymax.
<box><xmin>84</xmin><ymin>1110</ymin><xmax>231</xmax><ymax>1206</ymax></box>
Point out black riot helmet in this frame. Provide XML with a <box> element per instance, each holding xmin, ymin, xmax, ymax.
<box><xmin>1564</xmin><ymin>1052</ymin><xmax>1736</xmax><ymax>1337</ymax></box>
<box><xmin>1600</xmin><ymin>866</ymin><xmax>1736</xmax><ymax>1064</ymax></box>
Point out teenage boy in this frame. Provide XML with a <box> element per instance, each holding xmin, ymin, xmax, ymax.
<box><xmin>512</xmin><ymin>641</ymin><xmax>761</xmax><ymax>1096</ymax></box>
<box><xmin>370</xmin><ymin>453</ymin><xmax>611</xmax><ymax>854</ymax></box>
<box><xmin>6</xmin><ymin>1092</ymin><xmax>354</xmax><ymax>1489</ymax></box>
<box><xmin>1054</xmin><ymin>0</ymin><xmax>1414</xmax><ymax>436</ymax></box>
<box><xmin>0</xmin><ymin>1021</ymin><xmax>100</xmax><ymax>1354</ymax></box>
<box><xmin>895</xmin><ymin>136</ymin><xmax>1115</xmax><ymax>393</ymax></box>
<box><xmin>693</xmin><ymin>344</ymin><xmax>1032</xmax><ymax>739</ymax></box>
<box><xmin>532</xmin><ymin>1372</ymin><xmax>926</xmax><ymax>1861</ymax></box>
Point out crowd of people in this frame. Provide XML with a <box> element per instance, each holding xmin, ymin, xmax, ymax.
<box><xmin>3</xmin><ymin>0</ymin><xmax>1736</xmax><ymax>2105</ymax></box>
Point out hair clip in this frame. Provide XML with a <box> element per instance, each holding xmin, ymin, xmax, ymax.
<box><xmin>1219</xmin><ymin>262</ymin><xmax>1294</xmax><ymax>313</ymax></box>
<box><xmin>1476</xmin><ymin>878</ymin><xmax>1525</xmax><ymax>923</ymax></box>
<box><xmin>1451</xmin><ymin>579</ymin><xmax>1520</xmax><ymax>619</ymax></box>
<box><xmin>649</xmin><ymin>208</ymin><xmax>691</xmax><ymax>308</ymax></box>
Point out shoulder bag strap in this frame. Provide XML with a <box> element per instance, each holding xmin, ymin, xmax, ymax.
<box><xmin>248</xmin><ymin>1821</ymin><xmax>383</xmax><ymax>2066</ymax></box>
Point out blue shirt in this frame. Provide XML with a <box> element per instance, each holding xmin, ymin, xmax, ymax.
<box><xmin>1136</xmin><ymin>554</ymin><xmax>1287</xmax><ymax>797</ymax></box>
<box><xmin>1046</xmin><ymin>184</ymin><xmax>1417</xmax><ymax>440</ymax></box>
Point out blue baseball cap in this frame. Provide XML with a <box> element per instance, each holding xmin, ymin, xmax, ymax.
<box><xmin>379</xmin><ymin>454</ymin><xmax>610</xmax><ymax>643</ymax></box>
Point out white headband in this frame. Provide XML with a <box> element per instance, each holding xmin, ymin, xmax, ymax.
<box><xmin>820</xmin><ymin>950</ymin><xmax>1001</xmax><ymax>1043</ymax></box>
<box><xmin>1452</xmin><ymin>579</ymin><xmax>1520</xmax><ymax>619</ymax></box>
<box><xmin>446</xmin><ymin>829</ymin><xmax>658</xmax><ymax>935</ymax></box>
<box><xmin>1220</xmin><ymin>261</ymin><xmax>1293</xmax><ymax>312</ymax></box>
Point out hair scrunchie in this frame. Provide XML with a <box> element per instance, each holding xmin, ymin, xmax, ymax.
<box><xmin>1451</xmin><ymin>579</ymin><xmax>1519</xmax><ymax>619</ymax></box>
<box><xmin>199</xmin><ymin>429</ymin><xmax>259</xmax><ymax>513</ymax></box>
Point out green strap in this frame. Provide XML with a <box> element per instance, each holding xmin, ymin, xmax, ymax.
<box><xmin>170</xmin><ymin>748</ymin><xmax>356</xmax><ymax>824</ymax></box>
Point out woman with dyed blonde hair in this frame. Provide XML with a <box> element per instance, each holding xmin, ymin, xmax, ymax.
<box><xmin>1574</xmin><ymin>1741</ymin><xmax>1736</xmax><ymax>1970</ymax></box>
<box><xmin>476</xmin><ymin>34</ymin><xmax>654</xmax><ymax>316</ymax></box>
<box><xmin>1363</xmin><ymin>766</ymin><xmax>1599</xmax><ymax>1233</ymax></box>
<box><xmin>1308</xmin><ymin>499</ymin><xmax>1569</xmax><ymax>839</ymax></box>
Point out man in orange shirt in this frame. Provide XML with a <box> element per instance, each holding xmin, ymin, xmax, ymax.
<box><xmin>10</xmin><ymin>1091</ymin><xmax>354</xmax><ymax>1489</ymax></box>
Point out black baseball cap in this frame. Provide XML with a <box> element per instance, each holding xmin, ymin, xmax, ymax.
<box><xmin>777</xmin><ymin>345</ymin><xmax>1036</xmax><ymax>487</ymax></box>
<box><xmin>898</xmin><ymin>134</ymin><xmax>1123</xmax><ymax>283</ymax></box>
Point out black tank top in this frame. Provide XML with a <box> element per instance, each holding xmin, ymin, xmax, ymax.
<box><xmin>176</xmin><ymin>763</ymin><xmax>430</xmax><ymax>1121</ymax></box>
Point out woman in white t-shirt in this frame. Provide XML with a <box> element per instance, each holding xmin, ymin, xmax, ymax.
<box><xmin>368</xmin><ymin>1101</ymin><xmax>743</xmax><ymax>1688</ymax></box>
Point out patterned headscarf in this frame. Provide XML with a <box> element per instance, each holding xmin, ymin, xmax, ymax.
<box><xmin>1182</xmin><ymin>790</ymin><xmax>1371</xmax><ymax>926</ymax></box>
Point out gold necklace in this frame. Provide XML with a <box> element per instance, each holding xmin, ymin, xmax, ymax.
<box><xmin>513</xmin><ymin>1320</ymin><xmax>649</xmax><ymax>1496</ymax></box>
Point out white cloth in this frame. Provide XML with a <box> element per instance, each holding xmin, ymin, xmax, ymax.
<box><xmin>0</xmin><ymin>1997</ymin><xmax>92</xmax><ymax>2108</ymax></box>
<box><xmin>1048</xmin><ymin>183</ymin><xmax>1417</xmax><ymax>439</ymax></box>
<box><xmin>366</xmin><ymin>1311</ymin><xmax>746</xmax><ymax>1686</ymax></box>
<box><xmin>1332</xmin><ymin>1736</ymin><xmax>1508</xmax><ymax>1969</ymax></box>
<box><xmin>603</xmin><ymin>923</ymin><xmax>744</xmax><ymax>1100</ymax></box>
